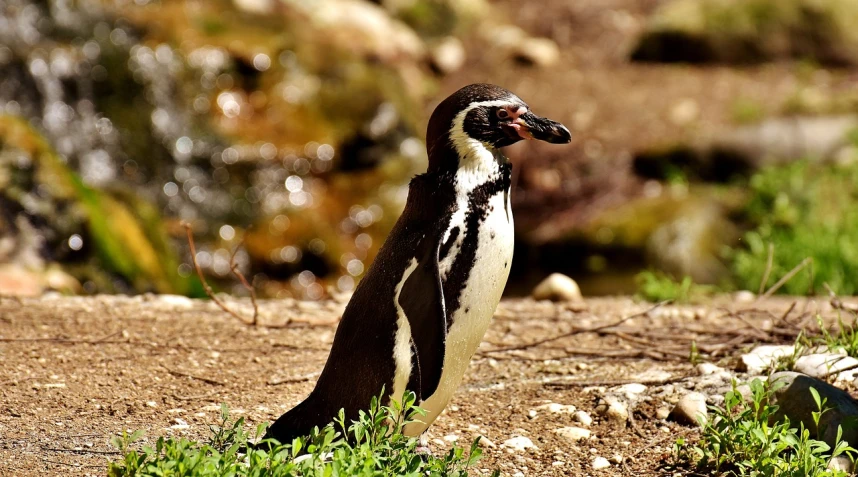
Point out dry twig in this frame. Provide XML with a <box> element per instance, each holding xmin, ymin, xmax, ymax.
<box><xmin>543</xmin><ymin>376</ymin><xmax>685</xmax><ymax>388</ymax></box>
<box><xmin>267</xmin><ymin>371</ymin><xmax>321</xmax><ymax>386</ymax></box>
<box><xmin>229</xmin><ymin>237</ymin><xmax>259</xmax><ymax>325</ymax></box>
<box><xmin>43</xmin><ymin>448</ymin><xmax>120</xmax><ymax>455</ymax></box>
<box><xmin>758</xmin><ymin>242</ymin><xmax>775</xmax><ymax>296</ymax></box>
<box><xmin>482</xmin><ymin>301</ymin><xmax>670</xmax><ymax>355</ymax></box>
<box><xmin>183</xmin><ymin>222</ymin><xmax>254</xmax><ymax>326</ymax></box>
<box><xmin>825</xmin><ymin>283</ymin><xmax>858</xmax><ymax>314</ymax></box>
<box><xmin>760</xmin><ymin>257</ymin><xmax>812</xmax><ymax>299</ymax></box>
<box><xmin>162</xmin><ymin>365</ymin><xmax>225</xmax><ymax>386</ymax></box>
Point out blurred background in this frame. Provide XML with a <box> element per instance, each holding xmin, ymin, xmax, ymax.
<box><xmin>1</xmin><ymin>0</ymin><xmax>857</xmax><ymax>300</ymax></box>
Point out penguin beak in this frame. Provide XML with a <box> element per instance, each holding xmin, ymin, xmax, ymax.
<box><xmin>511</xmin><ymin>112</ymin><xmax>572</xmax><ymax>144</ymax></box>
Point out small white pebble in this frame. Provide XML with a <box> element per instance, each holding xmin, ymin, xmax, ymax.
<box><xmin>572</xmin><ymin>410</ymin><xmax>593</xmax><ymax>426</ymax></box>
<box><xmin>502</xmin><ymin>436</ymin><xmax>536</xmax><ymax>452</ymax></box>
<box><xmin>170</xmin><ymin>418</ymin><xmax>189</xmax><ymax>430</ymax></box>
<box><xmin>592</xmin><ymin>456</ymin><xmax>611</xmax><ymax>470</ymax></box>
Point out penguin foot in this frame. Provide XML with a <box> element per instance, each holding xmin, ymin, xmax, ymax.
<box><xmin>415</xmin><ymin>444</ymin><xmax>434</xmax><ymax>456</ymax></box>
<box><xmin>415</xmin><ymin>434</ymin><xmax>433</xmax><ymax>456</ymax></box>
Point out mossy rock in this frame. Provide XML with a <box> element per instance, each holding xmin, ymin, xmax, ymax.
<box><xmin>0</xmin><ymin>115</ymin><xmax>202</xmax><ymax>295</ymax></box>
<box><xmin>632</xmin><ymin>0</ymin><xmax>858</xmax><ymax>65</ymax></box>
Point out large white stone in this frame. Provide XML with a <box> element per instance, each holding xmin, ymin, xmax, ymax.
<box><xmin>794</xmin><ymin>353</ymin><xmax>858</xmax><ymax>382</ymax></box>
<box><xmin>532</xmin><ymin>273</ymin><xmax>582</xmax><ymax>302</ymax></box>
<box><xmin>669</xmin><ymin>392</ymin><xmax>708</xmax><ymax>426</ymax></box>
<box><xmin>739</xmin><ymin>345</ymin><xmax>795</xmax><ymax>374</ymax></box>
<box><xmin>592</xmin><ymin>456</ymin><xmax>611</xmax><ymax>470</ymax></box>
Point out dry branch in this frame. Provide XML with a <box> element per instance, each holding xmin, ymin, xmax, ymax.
<box><xmin>229</xmin><ymin>237</ymin><xmax>259</xmax><ymax>325</ymax></box>
<box><xmin>760</xmin><ymin>257</ymin><xmax>812</xmax><ymax>299</ymax></box>
<box><xmin>162</xmin><ymin>365</ymin><xmax>225</xmax><ymax>386</ymax></box>
<box><xmin>267</xmin><ymin>371</ymin><xmax>321</xmax><ymax>386</ymax></box>
<box><xmin>758</xmin><ymin>242</ymin><xmax>775</xmax><ymax>296</ymax></box>
<box><xmin>482</xmin><ymin>300</ymin><xmax>670</xmax><ymax>355</ymax></box>
<box><xmin>183</xmin><ymin>222</ymin><xmax>255</xmax><ymax>326</ymax></box>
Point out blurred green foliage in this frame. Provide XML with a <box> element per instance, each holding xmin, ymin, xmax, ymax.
<box><xmin>732</xmin><ymin>159</ymin><xmax>858</xmax><ymax>295</ymax></box>
<box><xmin>635</xmin><ymin>270</ymin><xmax>716</xmax><ymax>303</ymax></box>
<box><xmin>731</xmin><ymin>98</ymin><xmax>766</xmax><ymax>124</ymax></box>
<box><xmin>0</xmin><ymin>116</ymin><xmax>204</xmax><ymax>296</ymax></box>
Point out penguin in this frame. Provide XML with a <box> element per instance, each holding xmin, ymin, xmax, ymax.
<box><xmin>263</xmin><ymin>83</ymin><xmax>571</xmax><ymax>444</ymax></box>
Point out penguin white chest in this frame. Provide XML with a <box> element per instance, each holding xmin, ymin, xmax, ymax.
<box><xmin>405</xmin><ymin>185</ymin><xmax>514</xmax><ymax>434</ymax></box>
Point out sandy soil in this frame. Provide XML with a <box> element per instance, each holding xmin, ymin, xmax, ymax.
<box><xmin>1</xmin><ymin>294</ymin><xmax>851</xmax><ymax>476</ymax></box>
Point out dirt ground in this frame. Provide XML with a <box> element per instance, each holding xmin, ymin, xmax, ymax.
<box><xmin>1</xmin><ymin>294</ymin><xmax>854</xmax><ymax>476</ymax></box>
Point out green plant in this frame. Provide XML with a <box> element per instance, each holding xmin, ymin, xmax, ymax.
<box><xmin>732</xmin><ymin>98</ymin><xmax>765</xmax><ymax>124</ymax></box>
<box><xmin>796</xmin><ymin>315</ymin><xmax>858</xmax><ymax>359</ymax></box>
<box><xmin>732</xmin><ymin>161</ymin><xmax>858</xmax><ymax>295</ymax></box>
<box><xmin>108</xmin><ymin>393</ymin><xmax>496</xmax><ymax>477</ymax></box>
<box><xmin>635</xmin><ymin>270</ymin><xmax>716</xmax><ymax>303</ymax></box>
<box><xmin>674</xmin><ymin>378</ymin><xmax>856</xmax><ymax>476</ymax></box>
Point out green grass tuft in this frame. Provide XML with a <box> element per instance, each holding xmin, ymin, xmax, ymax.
<box><xmin>107</xmin><ymin>393</ymin><xmax>496</xmax><ymax>477</ymax></box>
<box><xmin>674</xmin><ymin>378</ymin><xmax>857</xmax><ymax>476</ymax></box>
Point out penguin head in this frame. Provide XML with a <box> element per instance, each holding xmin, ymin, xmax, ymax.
<box><xmin>426</xmin><ymin>83</ymin><xmax>571</xmax><ymax>172</ymax></box>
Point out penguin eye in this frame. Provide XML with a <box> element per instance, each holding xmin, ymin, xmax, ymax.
<box><xmin>496</xmin><ymin>109</ymin><xmax>509</xmax><ymax>119</ymax></box>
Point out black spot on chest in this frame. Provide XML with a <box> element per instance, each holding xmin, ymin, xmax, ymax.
<box><xmin>442</xmin><ymin>163</ymin><xmax>512</xmax><ymax>329</ymax></box>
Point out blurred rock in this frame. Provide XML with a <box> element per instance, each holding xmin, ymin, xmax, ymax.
<box><xmin>532</xmin><ymin>273</ymin><xmax>582</xmax><ymax>302</ymax></box>
<box><xmin>696</xmin><ymin>363</ymin><xmax>725</xmax><ymax>376</ymax></box>
<box><xmin>734</xmin><ymin>290</ymin><xmax>756</xmax><ymax>303</ymax></box>
<box><xmin>233</xmin><ymin>0</ymin><xmax>278</xmax><ymax>14</ymax></box>
<box><xmin>290</xmin><ymin>0</ymin><xmax>425</xmax><ymax>63</ymax></box>
<box><xmin>719</xmin><ymin>116</ymin><xmax>858</xmax><ymax>169</ymax></box>
<box><xmin>591</xmin><ymin>456</ymin><xmax>611</xmax><ymax>470</ymax></box>
<box><xmin>481</xmin><ymin>24</ymin><xmax>560</xmax><ymax>67</ymax></box>
<box><xmin>770</xmin><ymin>372</ymin><xmax>858</xmax><ymax>448</ymax></box>
<box><xmin>0</xmin><ymin>264</ymin><xmax>43</xmax><ymax>297</ymax></box>
<box><xmin>535</xmin><ymin>402</ymin><xmax>577</xmax><ymax>414</ymax></box>
<box><xmin>554</xmin><ymin>426</ymin><xmax>590</xmax><ymax>443</ymax></box>
<box><xmin>739</xmin><ymin>345</ymin><xmax>795</xmax><ymax>374</ymax></box>
<box><xmin>572</xmin><ymin>410</ymin><xmax>593</xmax><ymax>427</ymax></box>
<box><xmin>669</xmin><ymin>392</ymin><xmax>708</xmax><ymax>426</ymax></box>
<box><xmin>828</xmin><ymin>455</ymin><xmax>855</xmax><ymax>474</ymax></box>
<box><xmin>645</xmin><ymin>200</ymin><xmax>737</xmax><ymax>284</ymax></box>
<box><xmin>502</xmin><ymin>435</ymin><xmax>536</xmax><ymax>452</ymax></box>
<box><xmin>596</xmin><ymin>396</ymin><xmax>629</xmax><ymax>423</ymax></box>
<box><xmin>513</xmin><ymin>37</ymin><xmax>560</xmax><ymax>67</ymax></box>
<box><xmin>794</xmin><ymin>353</ymin><xmax>858</xmax><ymax>383</ymax></box>
<box><xmin>429</xmin><ymin>37</ymin><xmax>466</xmax><ymax>75</ymax></box>
<box><xmin>669</xmin><ymin>98</ymin><xmax>699</xmax><ymax>126</ymax></box>
<box><xmin>0</xmin><ymin>263</ymin><xmax>80</xmax><ymax>296</ymax></box>
<box><xmin>632</xmin><ymin>0</ymin><xmax>858</xmax><ymax>66</ymax></box>
<box><xmin>634</xmin><ymin>116</ymin><xmax>858</xmax><ymax>183</ymax></box>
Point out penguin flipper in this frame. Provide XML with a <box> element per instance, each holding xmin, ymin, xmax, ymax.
<box><xmin>399</xmin><ymin>234</ymin><xmax>446</xmax><ymax>400</ymax></box>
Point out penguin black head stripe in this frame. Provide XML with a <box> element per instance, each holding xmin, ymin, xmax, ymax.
<box><xmin>262</xmin><ymin>83</ymin><xmax>571</xmax><ymax>447</ymax></box>
<box><xmin>427</xmin><ymin>83</ymin><xmax>571</xmax><ymax>172</ymax></box>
